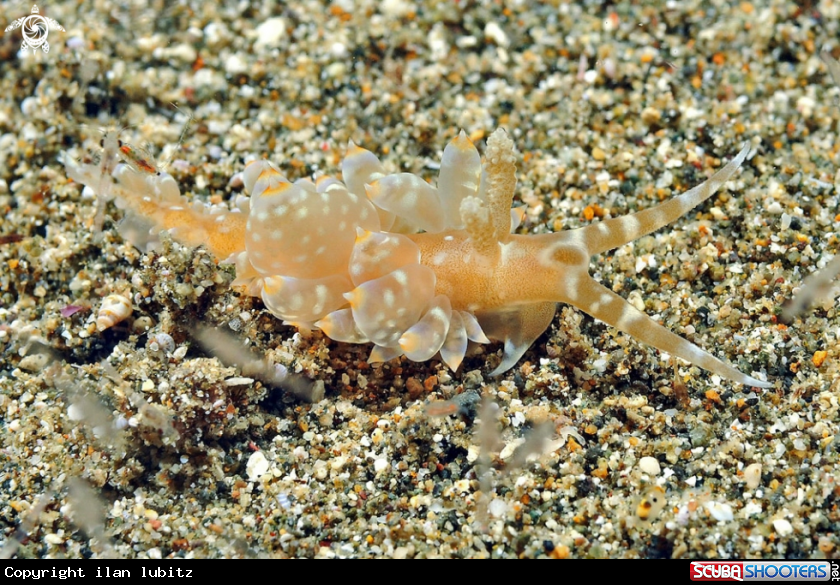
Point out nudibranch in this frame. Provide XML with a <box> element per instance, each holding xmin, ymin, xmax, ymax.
<box><xmin>63</xmin><ymin>129</ymin><xmax>771</xmax><ymax>388</ymax></box>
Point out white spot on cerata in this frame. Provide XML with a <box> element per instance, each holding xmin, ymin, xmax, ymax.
<box><xmin>290</xmin><ymin>293</ymin><xmax>303</xmax><ymax>310</ymax></box>
<box><xmin>443</xmin><ymin>235</ymin><xmax>454</xmax><ymax>241</ymax></box>
<box><xmin>294</xmin><ymin>254</ymin><xmax>309</xmax><ymax>263</ymax></box>
<box><xmin>340</xmin><ymin>205</ymin><xmax>349</xmax><ymax>215</ymax></box>
<box><xmin>295</xmin><ymin>207</ymin><xmax>309</xmax><ymax>219</ymax></box>
<box><xmin>392</xmin><ymin>270</ymin><xmax>408</xmax><ymax>285</ymax></box>
<box><xmin>315</xmin><ymin>246</ymin><xmax>327</xmax><ymax>255</ymax></box>
<box><xmin>273</xmin><ymin>204</ymin><xmax>288</xmax><ymax>217</ymax></box>
<box><xmin>384</xmin><ymin>289</ymin><xmax>395</xmax><ymax>307</ymax></box>
<box><xmin>251</xmin><ymin>232</ymin><xmax>262</xmax><ymax>242</ymax></box>
<box><xmin>301</xmin><ymin>235</ymin><xmax>311</xmax><ymax>245</ymax></box>
<box><xmin>321</xmin><ymin>206</ymin><xmax>331</xmax><ymax>216</ymax></box>
<box><xmin>271</xmin><ymin>229</ymin><xmax>283</xmax><ymax>240</ymax></box>
<box><xmin>317</xmin><ymin>226</ymin><xmax>325</xmax><ymax>236</ymax></box>
<box><xmin>431</xmin><ymin>252</ymin><xmax>447</xmax><ymax>265</ymax></box>
<box><xmin>257</xmin><ymin>211</ymin><xmax>269</xmax><ymax>222</ymax></box>
<box><xmin>430</xmin><ymin>307</ymin><xmax>447</xmax><ymax>320</ymax></box>
<box><xmin>338</xmin><ymin>221</ymin><xmax>347</xmax><ymax>231</ymax></box>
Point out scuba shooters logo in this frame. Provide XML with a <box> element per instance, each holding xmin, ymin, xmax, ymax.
<box><xmin>690</xmin><ymin>561</ymin><xmax>838</xmax><ymax>582</ymax></box>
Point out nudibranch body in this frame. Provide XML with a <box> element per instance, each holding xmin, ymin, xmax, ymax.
<box><xmin>63</xmin><ymin>129</ymin><xmax>771</xmax><ymax>388</ymax></box>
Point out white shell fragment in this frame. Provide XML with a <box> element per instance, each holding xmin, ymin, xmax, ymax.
<box><xmin>246</xmin><ymin>450</ymin><xmax>270</xmax><ymax>481</ymax></box>
<box><xmin>96</xmin><ymin>294</ymin><xmax>132</xmax><ymax>331</ymax></box>
<box><xmin>743</xmin><ymin>463</ymin><xmax>762</xmax><ymax>490</ymax></box>
<box><xmin>638</xmin><ymin>456</ymin><xmax>661</xmax><ymax>476</ymax></box>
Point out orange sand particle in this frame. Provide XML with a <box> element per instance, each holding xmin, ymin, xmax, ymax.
<box><xmin>813</xmin><ymin>351</ymin><xmax>828</xmax><ymax>368</ymax></box>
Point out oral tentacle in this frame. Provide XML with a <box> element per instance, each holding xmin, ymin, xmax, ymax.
<box><xmin>578</xmin><ymin>143</ymin><xmax>750</xmax><ymax>257</ymax></box>
<box><xmin>572</xmin><ymin>277</ymin><xmax>771</xmax><ymax>388</ymax></box>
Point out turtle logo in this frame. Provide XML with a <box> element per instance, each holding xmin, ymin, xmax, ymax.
<box><xmin>5</xmin><ymin>5</ymin><xmax>65</xmax><ymax>54</ymax></box>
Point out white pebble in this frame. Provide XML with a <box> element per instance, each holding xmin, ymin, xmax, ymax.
<box><xmin>744</xmin><ymin>463</ymin><xmax>762</xmax><ymax>490</ymax></box>
<box><xmin>656</xmin><ymin>169</ymin><xmax>674</xmax><ymax>189</ymax></box>
<box><xmin>766</xmin><ymin>201</ymin><xmax>783</xmax><ymax>214</ymax></box>
<box><xmin>638</xmin><ymin>456</ymin><xmax>661</xmax><ymax>475</ymax></box>
<box><xmin>488</xmin><ymin>498</ymin><xmax>508</xmax><ymax>518</ymax></box>
<box><xmin>484</xmin><ymin>22</ymin><xmax>509</xmax><ymax>47</ymax></box>
<box><xmin>773</xmin><ymin>518</ymin><xmax>793</xmax><ymax>536</ymax></box>
<box><xmin>380</xmin><ymin>0</ymin><xmax>414</xmax><ymax>17</ymax></box>
<box><xmin>374</xmin><ymin>458</ymin><xmax>388</xmax><ymax>473</ymax></box>
<box><xmin>743</xmin><ymin>501</ymin><xmax>762</xmax><ymax>517</ymax></box>
<box><xmin>246</xmin><ymin>451</ymin><xmax>269</xmax><ymax>481</ymax></box>
<box><xmin>780</xmin><ymin>212</ymin><xmax>791</xmax><ymax>230</ymax></box>
<box><xmin>330</xmin><ymin>42</ymin><xmax>347</xmax><ymax>58</ymax></box>
<box><xmin>154</xmin><ymin>43</ymin><xmax>197</xmax><ymax>63</ymax></box>
<box><xmin>225</xmin><ymin>54</ymin><xmax>247</xmax><ymax>76</ymax></box>
<box><xmin>203</xmin><ymin>23</ymin><xmax>229</xmax><ymax>46</ymax></box>
<box><xmin>254</xmin><ymin>17</ymin><xmax>286</xmax><ymax>50</ymax></box>
<box><xmin>705</xmin><ymin>501</ymin><xmax>734</xmax><ymax>522</ymax></box>
<box><xmin>224</xmin><ymin>377</ymin><xmax>254</xmax><ymax>387</ymax></box>
<box><xmin>21</xmin><ymin>97</ymin><xmax>40</xmax><ymax>117</ymax></box>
